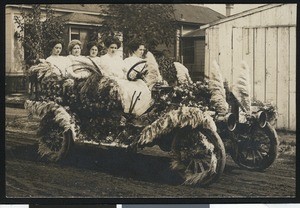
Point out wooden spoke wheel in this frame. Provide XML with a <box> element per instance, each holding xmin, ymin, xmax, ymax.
<box><xmin>171</xmin><ymin>127</ymin><xmax>226</xmax><ymax>186</ymax></box>
<box><xmin>230</xmin><ymin>123</ymin><xmax>278</xmax><ymax>171</ymax></box>
<box><xmin>38</xmin><ymin>112</ymin><xmax>74</xmax><ymax>162</ymax></box>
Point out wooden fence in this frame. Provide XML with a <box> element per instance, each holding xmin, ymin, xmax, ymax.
<box><xmin>204</xmin><ymin>4</ymin><xmax>296</xmax><ymax>131</ymax></box>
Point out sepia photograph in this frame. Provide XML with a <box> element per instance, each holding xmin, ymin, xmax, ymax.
<box><xmin>4</xmin><ymin>3</ymin><xmax>297</xmax><ymax>200</ymax></box>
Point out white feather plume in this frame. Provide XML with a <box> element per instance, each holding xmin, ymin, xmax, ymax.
<box><xmin>232</xmin><ymin>61</ymin><xmax>251</xmax><ymax>113</ymax></box>
<box><xmin>173</xmin><ymin>62</ymin><xmax>192</xmax><ymax>84</ymax></box>
<box><xmin>209</xmin><ymin>60</ymin><xmax>229</xmax><ymax>114</ymax></box>
<box><xmin>143</xmin><ymin>51</ymin><xmax>163</xmax><ymax>89</ymax></box>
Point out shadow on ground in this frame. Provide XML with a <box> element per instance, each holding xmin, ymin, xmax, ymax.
<box><xmin>6</xmin><ymin>141</ymin><xmax>183</xmax><ymax>185</ymax></box>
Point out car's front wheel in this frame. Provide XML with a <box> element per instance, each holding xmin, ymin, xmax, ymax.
<box><xmin>230</xmin><ymin>122</ymin><xmax>278</xmax><ymax>171</ymax></box>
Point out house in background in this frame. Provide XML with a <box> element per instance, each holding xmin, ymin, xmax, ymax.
<box><xmin>5</xmin><ymin>4</ymin><xmax>224</xmax><ymax>93</ymax></box>
<box><xmin>201</xmin><ymin>4</ymin><xmax>297</xmax><ymax>131</ymax></box>
<box><xmin>169</xmin><ymin>4</ymin><xmax>225</xmax><ymax>81</ymax></box>
<box><xmin>181</xmin><ymin>29</ymin><xmax>206</xmax><ymax>80</ymax></box>
<box><xmin>5</xmin><ymin>4</ymin><xmax>104</xmax><ymax>94</ymax></box>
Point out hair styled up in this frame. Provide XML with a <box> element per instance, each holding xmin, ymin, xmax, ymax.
<box><xmin>48</xmin><ymin>39</ymin><xmax>64</xmax><ymax>50</ymax></box>
<box><xmin>68</xmin><ymin>39</ymin><xmax>82</xmax><ymax>53</ymax></box>
<box><xmin>128</xmin><ymin>40</ymin><xmax>146</xmax><ymax>53</ymax></box>
<box><xmin>86</xmin><ymin>41</ymin><xmax>100</xmax><ymax>51</ymax></box>
<box><xmin>47</xmin><ymin>39</ymin><xmax>64</xmax><ymax>55</ymax></box>
<box><xmin>104</xmin><ymin>36</ymin><xmax>121</xmax><ymax>49</ymax></box>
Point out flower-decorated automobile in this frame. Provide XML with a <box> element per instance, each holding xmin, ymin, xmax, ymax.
<box><xmin>25</xmin><ymin>51</ymin><xmax>278</xmax><ymax>187</ymax></box>
<box><xmin>130</xmin><ymin>53</ymin><xmax>278</xmax><ymax>171</ymax></box>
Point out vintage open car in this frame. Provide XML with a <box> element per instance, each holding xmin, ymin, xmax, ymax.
<box><xmin>25</xmin><ymin>52</ymin><xmax>278</xmax><ymax>186</ymax></box>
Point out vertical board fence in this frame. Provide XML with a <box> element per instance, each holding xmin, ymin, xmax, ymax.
<box><xmin>204</xmin><ymin>4</ymin><xmax>296</xmax><ymax>131</ymax></box>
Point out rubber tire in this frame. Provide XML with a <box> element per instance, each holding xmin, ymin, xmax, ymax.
<box><xmin>38</xmin><ymin>112</ymin><xmax>74</xmax><ymax>162</ymax></box>
<box><xmin>230</xmin><ymin>122</ymin><xmax>278</xmax><ymax>171</ymax></box>
<box><xmin>171</xmin><ymin>127</ymin><xmax>226</xmax><ymax>186</ymax></box>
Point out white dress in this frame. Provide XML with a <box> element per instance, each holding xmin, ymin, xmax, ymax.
<box><xmin>65</xmin><ymin>55</ymin><xmax>92</xmax><ymax>79</ymax></box>
<box><xmin>45</xmin><ymin>55</ymin><xmax>69</xmax><ymax>77</ymax></box>
<box><xmin>98</xmin><ymin>54</ymin><xmax>127</xmax><ymax>79</ymax></box>
<box><xmin>124</xmin><ymin>55</ymin><xmax>146</xmax><ymax>74</ymax></box>
<box><xmin>97</xmin><ymin>53</ymin><xmax>153</xmax><ymax>116</ymax></box>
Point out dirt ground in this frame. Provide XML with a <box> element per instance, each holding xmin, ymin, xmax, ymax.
<box><xmin>4</xmin><ymin>107</ymin><xmax>296</xmax><ymax>199</ymax></box>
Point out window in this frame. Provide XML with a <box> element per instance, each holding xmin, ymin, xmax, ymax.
<box><xmin>71</xmin><ymin>28</ymin><xmax>80</xmax><ymax>40</ymax></box>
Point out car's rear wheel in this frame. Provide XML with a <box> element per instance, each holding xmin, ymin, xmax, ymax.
<box><xmin>38</xmin><ymin>112</ymin><xmax>74</xmax><ymax>162</ymax></box>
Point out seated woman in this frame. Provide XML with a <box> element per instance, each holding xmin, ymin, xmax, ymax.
<box><xmin>65</xmin><ymin>39</ymin><xmax>92</xmax><ymax>79</ymax></box>
<box><xmin>98</xmin><ymin>37</ymin><xmax>127</xmax><ymax>79</ymax></box>
<box><xmin>124</xmin><ymin>41</ymin><xmax>146</xmax><ymax>73</ymax></box>
<box><xmin>86</xmin><ymin>41</ymin><xmax>101</xmax><ymax>60</ymax></box>
<box><xmin>45</xmin><ymin>39</ymin><xmax>69</xmax><ymax>77</ymax></box>
<box><xmin>124</xmin><ymin>40</ymin><xmax>163</xmax><ymax>89</ymax></box>
<box><xmin>94</xmin><ymin>37</ymin><xmax>153</xmax><ymax>116</ymax></box>
<box><xmin>85</xmin><ymin>41</ymin><xmax>104</xmax><ymax>73</ymax></box>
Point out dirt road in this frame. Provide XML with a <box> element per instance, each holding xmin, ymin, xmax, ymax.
<box><xmin>5</xmin><ymin>107</ymin><xmax>296</xmax><ymax>198</ymax></box>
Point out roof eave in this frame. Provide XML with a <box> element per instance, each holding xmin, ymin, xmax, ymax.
<box><xmin>6</xmin><ymin>4</ymin><xmax>103</xmax><ymax>16</ymax></box>
<box><xmin>200</xmin><ymin>4</ymin><xmax>284</xmax><ymax>29</ymax></box>
<box><xmin>177</xmin><ymin>20</ymin><xmax>205</xmax><ymax>25</ymax></box>
<box><xmin>66</xmin><ymin>22</ymin><xmax>102</xmax><ymax>26</ymax></box>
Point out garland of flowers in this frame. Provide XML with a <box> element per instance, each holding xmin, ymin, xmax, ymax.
<box><xmin>27</xmin><ymin>61</ymin><xmax>133</xmax><ymax>143</ymax></box>
<box><xmin>28</xmin><ymin>62</ymin><xmax>64</xmax><ymax>104</ymax></box>
<box><xmin>74</xmin><ymin>75</ymin><xmax>126</xmax><ymax>141</ymax></box>
<box><xmin>154</xmin><ymin>80</ymin><xmax>212</xmax><ymax>112</ymax></box>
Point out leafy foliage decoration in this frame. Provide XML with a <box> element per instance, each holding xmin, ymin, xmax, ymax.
<box><xmin>156</xmin><ymin>56</ymin><xmax>178</xmax><ymax>86</ymax></box>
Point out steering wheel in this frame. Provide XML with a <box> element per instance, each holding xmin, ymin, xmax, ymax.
<box><xmin>127</xmin><ymin>60</ymin><xmax>147</xmax><ymax>81</ymax></box>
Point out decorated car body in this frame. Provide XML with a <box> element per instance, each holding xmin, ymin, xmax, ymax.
<box><xmin>24</xmin><ymin>51</ymin><xmax>278</xmax><ymax>186</ymax></box>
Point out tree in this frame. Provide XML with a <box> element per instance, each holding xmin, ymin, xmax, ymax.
<box><xmin>14</xmin><ymin>4</ymin><xmax>65</xmax><ymax>66</ymax></box>
<box><xmin>99</xmin><ymin>4</ymin><xmax>178</xmax><ymax>56</ymax></box>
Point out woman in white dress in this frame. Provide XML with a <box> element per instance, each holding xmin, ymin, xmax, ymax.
<box><xmin>65</xmin><ymin>39</ymin><xmax>91</xmax><ymax>79</ymax></box>
<box><xmin>124</xmin><ymin>40</ymin><xmax>163</xmax><ymax>89</ymax></box>
<box><xmin>85</xmin><ymin>41</ymin><xmax>103</xmax><ymax>71</ymax></box>
<box><xmin>98</xmin><ymin>37</ymin><xmax>127</xmax><ymax>79</ymax></box>
<box><xmin>97</xmin><ymin>37</ymin><xmax>153</xmax><ymax>116</ymax></box>
<box><xmin>45</xmin><ymin>39</ymin><xmax>69</xmax><ymax>77</ymax></box>
<box><xmin>124</xmin><ymin>41</ymin><xmax>146</xmax><ymax>74</ymax></box>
